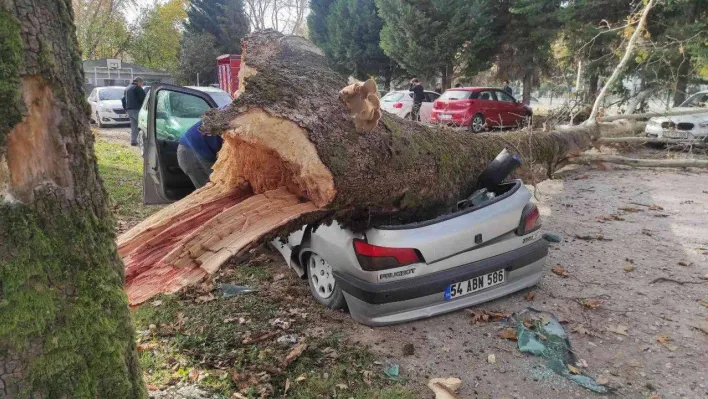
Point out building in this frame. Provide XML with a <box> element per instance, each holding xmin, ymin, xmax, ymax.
<box><xmin>82</xmin><ymin>58</ymin><xmax>173</xmax><ymax>93</ymax></box>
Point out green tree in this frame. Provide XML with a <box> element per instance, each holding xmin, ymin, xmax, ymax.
<box><xmin>316</xmin><ymin>0</ymin><xmax>397</xmax><ymax>87</ymax></box>
<box><xmin>308</xmin><ymin>0</ymin><xmax>336</xmax><ymax>48</ymax></box>
<box><xmin>130</xmin><ymin>0</ymin><xmax>187</xmax><ymax>73</ymax></box>
<box><xmin>73</xmin><ymin>0</ymin><xmax>133</xmax><ymax>59</ymax></box>
<box><xmin>177</xmin><ymin>32</ymin><xmax>220</xmax><ymax>85</ymax></box>
<box><xmin>497</xmin><ymin>0</ymin><xmax>563</xmax><ymax>104</ymax></box>
<box><xmin>376</xmin><ymin>0</ymin><xmax>503</xmax><ymax>88</ymax></box>
<box><xmin>186</xmin><ymin>0</ymin><xmax>250</xmax><ymax>54</ymax></box>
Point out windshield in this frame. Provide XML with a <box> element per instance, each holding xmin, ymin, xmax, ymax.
<box><xmin>99</xmin><ymin>88</ymin><xmax>123</xmax><ymax>101</ymax></box>
<box><xmin>207</xmin><ymin>91</ymin><xmax>233</xmax><ymax>107</ymax></box>
<box><xmin>680</xmin><ymin>92</ymin><xmax>708</xmax><ymax>108</ymax></box>
<box><xmin>382</xmin><ymin>92</ymin><xmax>405</xmax><ymax>102</ymax></box>
<box><xmin>439</xmin><ymin>90</ymin><xmax>472</xmax><ymax>100</ymax></box>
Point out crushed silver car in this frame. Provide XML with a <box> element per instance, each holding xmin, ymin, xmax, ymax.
<box><xmin>273</xmin><ymin>150</ymin><xmax>548</xmax><ymax>326</ymax></box>
<box><xmin>645</xmin><ymin>91</ymin><xmax>708</xmax><ymax>142</ymax></box>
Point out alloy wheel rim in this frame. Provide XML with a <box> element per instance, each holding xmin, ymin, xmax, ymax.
<box><xmin>309</xmin><ymin>253</ymin><xmax>335</xmax><ymax>299</ymax></box>
<box><xmin>473</xmin><ymin>116</ymin><xmax>484</xmax><ymax>131</ymax></box>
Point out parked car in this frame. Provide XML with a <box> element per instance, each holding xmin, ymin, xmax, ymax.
<box><xmin>87</xmin><ymin>86</ymin><xmax>130</xmax><ymax>127</ymax></box>
<box><xmin>380</xmin><ymin>90</ymin><xmax>441</xmax><ymax>122</ymax></box>
<box><xmin>430</xmin><ymin>87</ymin><xmax>532</xmax><ymax>133</ymax></box>
<box><xmin>645</xmin><ymin>91</ymin><xmax>708</xmax><ymax>141</ymax></box>
<box><xmin>137</xmin><ymin>85</ymin><xmax>232</xmax><ymax>155</ymax></box>
<box><xmin>141</xmin><ymin>84</ymin><xmax>548</xmax><ymax>326</ymax></box>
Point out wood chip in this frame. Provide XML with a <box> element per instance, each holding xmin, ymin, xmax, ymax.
<box><xmin>551</xmin><ymin>265</ymin><xmax>570</xmax><ymax>278</ymax></box>
<box><xmin>282</xmin><ymin>342</ymin><xmax>307</xmax><ymax>368</ymax></box>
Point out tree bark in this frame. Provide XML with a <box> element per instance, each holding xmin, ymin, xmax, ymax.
<box><xmin>0</xmin><ymin>1</ymin><xmax>145</xmax><ymax>398</ymax></box>
<box><xmin>118</xmin><ymin>30</ymin><xmax>597</xmax><ymax>305</ymax></box>
<box><xmin>587</xmin><ymin>73</ymin><xmax>599</xmax><ymax>104</ymax></box>
<box><xmin>673</xmin><ymin>54</ymin><xmax>691</xmax><ymax>107</ymax></box>
<box><xmin>522</xmin><ymin>70</ymin><xmax>533</xmax><ymax>105</ymax></box>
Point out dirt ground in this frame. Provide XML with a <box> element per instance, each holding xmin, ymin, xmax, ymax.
<box><xmin>347</xmin><ymin>164</ymin><xmax>708</xmax><ymax>399</ymax></box>
<box><xmin>98</xmin><ymin>126</ymin><xmax>708</xmax><ymax>398</ymax></box>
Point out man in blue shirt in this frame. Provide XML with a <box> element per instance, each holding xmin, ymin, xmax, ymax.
<box><xmin>177</xmin><ymin>120</ymin><xmax>223</xmax><ymax>188</ymax></box>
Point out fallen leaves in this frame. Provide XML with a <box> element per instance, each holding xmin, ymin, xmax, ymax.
<box><xmin>579</xmin><ymin>298</ymin><xmax>602</xmax><ymax>310</ymax></box>
<box><xmin>618</xmin><ymin>207</ymin><xmax>642</xmax><ymax>213</ymax></box>
<box><xmin>567</xmin><ymin>365</ymin><xmax>580</xmax><ymax>375</ymax></box>
<box><xmin>498</xmin><ymin>328</ymin><xmax>518</xmax><ymax>341</ymax></box>
<box><xmin>656</xmin><ymin>335</ymin><xmax>678</xmax><ymax>352</ymax></box>
<box><xmin>525</xmin><ymin>291</ymin><xmax>536</xmax><ymax>301</ymax></box>
<box><xmin>691</xmin><ymin>320</ymin><xmax>708</xmax><ymax>335</ymax></box>
<box><xmin>282</xmin><ymin>342</ymin><xmax>307</xmax><ymax>368</ymax></box>
<box><xmin>427</xmin><ymin>377</ymin><xmax>462</xmax><ymax>399</ymax></box>
<box><xmin>571</xmin><ymin>324</ymin><xmax>600</xmax><ymax>337</ymax></box>
<box><xmin>551</xmin><ymin>265</ymin><xmax>570</xmax><ymax>278</ymax></box>
<box><xmin>698</xmin><ymin>299</ymin><xmax>708</xmax><ymax>309</ymax></box>
<box><xmin>195</xmin><ymin>293</ymin><xmax>216</xmax><ymax>303</ymax></box>
<box><xmin>466</xmin><ymin>309</ymin><xmax>508</xmax><ymax>323</ymax></box>
<box><xmin>362</xmin><ymin>370</ymin><xmax>373</xmax><ymax>386</ymax></box>
<box><xmin>606</xmin><ymin>325</ymin><xmax>629</xmax><ymax>336</ymax></box>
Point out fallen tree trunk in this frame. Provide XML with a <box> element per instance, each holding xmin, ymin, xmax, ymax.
<box><xmin>598</xmin><ymin>109</ymin><xmax>708</xmax><ymax>122</ymax></box>
<box><xmin>598</xmin><ymin>137</ymin><xmax>707</xmax><ymax>147</ymax></box>
<box><xmin>568</xmin><ymin>154</ymin><xmax>708</xmax><ymax>168</ymax></box>
<box><xmin>118</xmin><ymin>30</ymin><xmax>597</xmax><ymax>305</ymax></box>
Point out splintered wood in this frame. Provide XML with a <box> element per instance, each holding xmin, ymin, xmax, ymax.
<box><xmin>120</xmin><ymin>187</ymin><xmax>316</xmax><ymax>305</ymax></box>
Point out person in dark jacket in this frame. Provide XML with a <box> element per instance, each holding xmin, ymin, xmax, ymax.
<box><xmin>409</xmin><ymin>78</ymin><xmax>425</xmax><ymax>121</ymax></box>
<box><xmin>503</xmin><ymin>80</ymin><xmax>513</xmax><ymax>96</ymax></box>
<box><xmin>122</xmin><ymin>77</ymin><xmax>146</xmax><ymax>146</ymax></box>
<box><xmin>177</xmin><ymin>114</ymin><xmax>225</xmax><ymax>188</ymax></box>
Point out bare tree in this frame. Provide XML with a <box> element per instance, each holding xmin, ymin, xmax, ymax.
<box><xmin>243</xmin><ymin>0</ymin><xmax>307</xmax><ymax>35</ymax></box>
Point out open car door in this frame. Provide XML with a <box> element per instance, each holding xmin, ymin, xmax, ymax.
<box><xmin>143</xmin><ymin>84</ymin><xmax>218</xmax><ymax>205</ymax></box>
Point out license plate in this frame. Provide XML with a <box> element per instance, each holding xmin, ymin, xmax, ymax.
<box><xmin>444</xmin><ymin>269</ymin><xmax>505</xmax><ymax>301</ymax></box>
<box><xmin>439</xmin><ymin>114</ymin><xmax>452</xmax><ymax>120</ymax></box>
<box><xmin>664</xmin><ymin>131</ymin><xmax>688</xmax><ymax>139</ymax></box>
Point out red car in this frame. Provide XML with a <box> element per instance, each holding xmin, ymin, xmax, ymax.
<box><xmin>430</xmin><ymin>87</ymin><xmax>532</xmax><ymax>133</ymax></box>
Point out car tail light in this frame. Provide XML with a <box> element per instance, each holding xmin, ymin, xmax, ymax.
<box><xmin>516</xmin><ymin>204</ymin><xmax>541</xmax><ymax>235</ymax></box>
<box><xmin>433</xmin><ymin>101</ymin><xmax>441</xmax><ymax>109</ymax></box>
<box><xmin>353</xmin><ymin>239</ymin><xmax>423</xmax><ymax>271</ymax></box>
<box><xmin>393</xmin><ymin>102</ymin><xmax>403</xmax><ymax>109</ymax></box>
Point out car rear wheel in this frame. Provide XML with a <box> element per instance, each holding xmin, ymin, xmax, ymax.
<box><xmin>470</xmin><ymin>114</ymin><xmax>485</xmax><ymax>133</ymax></box>
<box><xmin>305</xmin><ymin>252</ymin><xmax>346</xmax><ymax>310</ymax></box>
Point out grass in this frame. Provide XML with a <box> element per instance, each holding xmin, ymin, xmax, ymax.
<box><xmin>94</xmin><ymin>138</ymin><xmax>160</xmax><ymax>222</ymax></box>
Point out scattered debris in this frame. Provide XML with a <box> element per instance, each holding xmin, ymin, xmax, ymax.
<box><xmin>276</xmin><ymin>334</ymin><xmax>299</xmax><ymax>346</ymax></box>
<box><xmin>467</xmin><ymin>309</ymin><xmax>508</xmax><ymax>323</ymax></box>
<box><xmin>606</xmin><ymin>325</ymin><xmax>629</xmax><ymax>336</ymax></box>
<box><xmin>487</xmin><ymin>354</ymin><xmax>496</xmax><ymax>364</ymax></box>
<box><xmin>618</xmin><ymin>207</ymin><xmax>642</xmax><ymax>213</ymax></box>
<box><xmin>272</xmin><ymin>273</ymin><xmax>286</xmax><ymax>282</ymax></box>
<box><xmin>362</xmin><ymin>370</ymin><xmax>373</xmax><ymax>386</ymax></box>
<box><xmin>427</xmin><ymin>377</ymin><xmax>462</xmax><ymax>399</ymax></box>
<box><xmin>570</xmin><ymin>324</ymin><xmax>599</xmax><ymax>337</ymax></box>
<box><xmin>283</xmin><ymin>378</ymin><xmax>291</xmax><ymax>395</ymax></box>
<box><xmin>242</xmin><ymin>331</ymin><xmax>279</xmax><ymax>345</ymax></box>
<box><xmin>657</xmin><ymin>335</ymin><xmax>678</xmax><ymax>352</ymax></box>
<box><xmin>525</xmin><ymin>291</ymin><xmax>536</xmax><ymax>301</ymax></box>
<box><xmin>218</xmin><ymin>283</ymin><xmax>255</xmax><ymax>297</ymax></box>
<box><xmin>384</xmin><ymin>363</ymin><xmax>400</xmax><ymax>379</ymax></box>
<box><xmin>677</xmin><ymin>260</ymin><xmax>692</xmax><ymax>267</ymax></box>
<box><xmin>649</xmin><ymin>277</ymin><xmax>708</xmax><ymax>286</ymax></box>
<box><xmin>691</xmin><ymin>320</ymin><xmax>708</xmax><ymax>335</ymax></box>
<box><xmin>499</xmin><ymin>328</ymin><xmax>518</xmax><ymax>341</ymax></box>
<box><xmin>698</xmin><ymin>299</ymin><xmax>708</xmax><ymax>309</ymax></box>
<box><xmin>551</xmin><ymin>265</ymin><xmax>570</xmax><ymax>278</ymax></box>
<box><xmin>402</xmin><ymin>342</ymin><xmax>415</xmax><ymax>356</ymax></box>
<box><xmin>294</xmin><ymin>374</ymin><xmax>307</xmax><ymax>383</ymax></box>
<box><xmin>282</xmin><ymin>342</ymin><xmax>307</xmax><ymax>368</ymax></box>
<box><xmin>543</xmin><ymin>233</ymin><xmax>562</xmax><ymax>243</ymax></box>
<box><xmin>271</xmin><ymin>318</ymin><xmax>291</xmax><ymax>330</ymax></box>
<box><xmin>150</xmin><ymin>300</ymin><xmax>163</xmax><ymax>307</ymax></box>
<box><xmin>579</xmin><ymin>299</ymin><xmax>602</xmax><ymax>310</ymax></box>
<box><xmin>510</xmin><ymin>309</ymin><xmax>608</xmax><ymax>393</ymax></box>
<box><xmin>195</xmin><ymin>293</ymin><xmax>216</xmax><ymax>303</ymax></box>
<box><xmin>574</xmin><ymin>234</ymin><xmax>612</xmax><ymax>241</ymax></box>
<box><xmin>623</xmin><ymin>263</ymin><xmax>636</xmax><ymax>273</ymax></box>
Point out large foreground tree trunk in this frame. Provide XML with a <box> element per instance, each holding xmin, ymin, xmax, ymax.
<box><xmin>118</xmin><ymin>30</ymin><xmax>597</xmax><ymax>305</ymax></box>
<box><xmin>0</xmin><ymin>1</ymin><xmax>145</xmax><ymax>397</ymax></box>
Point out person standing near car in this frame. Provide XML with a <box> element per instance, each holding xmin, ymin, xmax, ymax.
<box><xmin>122</xmin><ymin>77</ymin><xmax>146</xmax><ymax>146</ymax></box>
<box><xmin>503</xmin><ymin>80</ymin><xmax>513</xmax><ymax>96</ymax></box>
<box><xmin>409</xmin><ymin>78</ymin><xmax>425</xmax><ymax>121</ymax></box>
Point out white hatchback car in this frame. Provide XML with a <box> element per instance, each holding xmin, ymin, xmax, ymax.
<box><xmin>645</xmin><ymin>91</ymin><xmax>708</xmax><ymax>142</ymax></box>
<box><xmin>380</xmin><ymin>90</ymin><xmax>440</xmax><ymax>122</ymax></box>
<box><xmin>87</xmin><ymin>86</ymin><xmax>130</xmax><ymax>127</ymax></box>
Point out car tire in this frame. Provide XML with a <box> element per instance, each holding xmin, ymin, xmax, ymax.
<box><xmin>304</xmin><ymin>251</ymin><xmax>346</xmax><ymax>310</ymax></box>
<box><xmin>469</xmin><ymin>113</ymin><xmax>485</xmax><ymax>133</ymax></box>
<box><xmin>96</xmin><ymin>112</ymin><xmax>104</xmax><ymax>128</ymax></box>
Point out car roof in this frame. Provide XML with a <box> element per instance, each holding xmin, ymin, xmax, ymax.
<box><xmin>186</xmin><ymin>86</ymin><xmax>228</xmax><ymax>93</ymax></box>
<box><xmin>446</xmin><ymin>87</ymin><xmax>499</xmax><ymax>92</ymax></box>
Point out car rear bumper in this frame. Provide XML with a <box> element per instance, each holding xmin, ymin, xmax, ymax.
<box><xmin>335</xmin><ymin>238</ymin><xmax>548</xmax><ymax>326</ymax></box>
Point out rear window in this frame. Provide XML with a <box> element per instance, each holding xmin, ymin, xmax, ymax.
<box><xmin>99</xmin><ymin>88</ymin><xmax>123</xmax><ymax>100</ymax></box>
<box><xmin>439</xmin><ymin>90</ymin><xmax>472</xmax><ymax>100</ymax></box>
<box><xmin>382</xmin><ymin>92</ymin><xmax>404</xmax><ymax>102</ymax></box>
